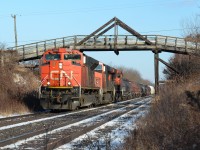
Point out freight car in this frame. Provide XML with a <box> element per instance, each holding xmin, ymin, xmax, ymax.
<box><xmin>114</xmin><ymin>78</ymin><xmax>145</xmax><ymax>101</ymax></box>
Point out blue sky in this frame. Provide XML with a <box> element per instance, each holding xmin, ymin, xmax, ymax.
<box><xmin>0</xmin><ymin>0</ymin><xmax>199</xmax><ymax>82</ymax></box>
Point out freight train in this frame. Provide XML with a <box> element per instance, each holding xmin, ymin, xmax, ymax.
<box><xmin>39</xmin><ymin>48</ymin><xmax>154</xmax><ymax>110</ymax></box>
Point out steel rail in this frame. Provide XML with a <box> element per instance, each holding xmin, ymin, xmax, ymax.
<box><xmin>0</xmin><ymin>97</ymin><xmax>149</xmax><ymax>148</ymax></box>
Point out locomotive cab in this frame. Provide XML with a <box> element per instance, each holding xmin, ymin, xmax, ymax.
<box><xmin>39</xmin><ymin>48</ymin><xmax>83</xmax><ymax>110</ymax></box>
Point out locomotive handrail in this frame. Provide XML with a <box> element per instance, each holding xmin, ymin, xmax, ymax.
<box><xmin>38</xmin><ymin>75</ymin><xmax>49</xmax><ymax>98</ymax></box>
<box><xmin>72</xmin><ymin>74</ymin><xmax>81</xmax><ymax>97</ymax></box>
<box><xmin>7</xmin><ymin>34</ymin><xmax>200</xmax><ymax>61</ymax></box>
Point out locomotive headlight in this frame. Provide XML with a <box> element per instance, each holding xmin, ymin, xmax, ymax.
<box><xmin>47</xmin><ymin>82</ymin><xmax>50</xmax><ymax>86</ymax></box>
<box><xmin>68</xmin><ymin>81</ymin><xmax>71</xmax><ymax>86</ymax></box>
<box><xmin>59</xmin><ymin>62</ymin><xmax>63</xmax><ymax>69</ymax></box>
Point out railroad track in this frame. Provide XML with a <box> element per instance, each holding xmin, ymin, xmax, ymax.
<box><xmin>0</xmin><ymin>111</ymin><xmax>55</xmax><ymax>128</ymax></box>
<box><xmin>0</xmin><ymin>97</ymin><xmax>152</xmax><ymax>149</ymax></box>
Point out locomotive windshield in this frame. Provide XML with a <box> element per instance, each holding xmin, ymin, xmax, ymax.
<box><xmin>94</xmin><ymin>65</ymin><xmax>102</xmax><ymax>71</ymax></box>
<box><xmin>45</xmin><ymin>54</ymin><xmax>60</xmax><ymax>60</ymax></box>
<box><xmin>64</xmin><ymin>54</ymin><xmax>81</xmax><ymax>60</ymax></box>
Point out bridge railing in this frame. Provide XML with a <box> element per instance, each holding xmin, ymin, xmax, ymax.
<box><xmin>155</xmin><ymin>35</ymin><xmax>200</xmax><ymax>53</ymax></box>
<box><xmin>9</xmin><ymin>36</ymin><xmax>76</xmax><ymax>60</ymax></box>
<box><xmin>8</xmin><ymin>35</ymin><xmax>200</xmax><ymax>60</ymax></box>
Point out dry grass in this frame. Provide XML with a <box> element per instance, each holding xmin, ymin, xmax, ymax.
<box><xmin>0</xmin><ymin>50</ymin><xmax>40</xmax><ymax>116</ymax></box>
<box><xmin>121</xmin><ymin>51</ymin><xmax>200</xmax><ymax>150</ymax></box>
<box><xmin>122</xmin><ymin>76</ymin><xmax>200</xmax><ymax>150</ymax></box>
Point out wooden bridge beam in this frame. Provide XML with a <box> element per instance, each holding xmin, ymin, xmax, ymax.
<box><xmin>76</xmin><ymin>18</ymin><xmax>115</xmax><ymax>46</ymax></box>
<box><xmin>156</xmin><ymin>57</ymin><xmax>179</xmax><ymax>74</ymax></box>
<box><xmin>154</xmin><ymin>50</ymin><xmax>159</xmax><ymax>96</ymax></box>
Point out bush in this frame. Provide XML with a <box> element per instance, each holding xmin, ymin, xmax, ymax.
<box><xmin>122</xmin><ymin>79</ymin><xmax>200</xmax><ymax>150</ymax></box>
<box><xmin>122</xmin><ymin>54</ymin><xmax>200</xmax><ymax>149</ymax></box>
<box><xmin>0</xmin><ymin>49</ymin><xmax>41</xmax><ymax>115</ymax></box>
<box><xmin>114</xmin><ymin>65</ymin><xmax>152</xmax><ymax>85</ymax></box>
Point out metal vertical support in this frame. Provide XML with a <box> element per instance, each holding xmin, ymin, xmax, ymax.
<box><xmin>155</xmin><ymin>36</ymin><xmax>158</xmax><ymax>45</ymax></box>
<box><xmin>104</xmin><ymin>35</ymin><xmax>107</xmax><ymax>48</ymax></box>
<box><xmin>114</xmin><ymin>20</ymin><xmax>118</xmax><ymax>45</ymax></box>
<box><xmin>54</xmin><ymin>39</ymin><xmax>57</xmax><ymax>49</ymax></box>
<box><xmin>36</xmin><ymin>43</ymin><xmax>38</xmax><ymax>57</ymax></box>
<box><xmin>63</xmin><ymin>37</ymin><xmax>65</xmax><ymax>47</ymax></box>
<box><xmin>74</xmin><ymin>36</ymin><xmax>77</xmax><ymax>49</ymax></box>
<box><xmin>165</xmin><ymin>37</ymin><xmax>167</xmax><ymax>48</ymax></box>
<box><xmin>154</xmin><ymin>51</ymin><xmax>159</xmax><ymax>96</ymax></box>
<box><xmin>125</xmin><ymin>36</ymin><xmax>128</xmax><ymax>45</ymax></box>
<box><xmin>175</xmin><ymin>38</ymin><xmax>177</xmax><ymax>50</ymax></box>
<box><xmin>136</xmin><ymin>37</ymin><xmax>138</xmax><ymax>45</ymax></box>
<box><xmin>23</xmin><ymin>45</ymin><xmax>25</xmax><ymax>60</ymax></box>
<box><xmin>114</xmin><ymin>18</ymin><xmax>119</xmax><ymax>55</ymax></box>
<box><xmin>44</xmin><ymin>41</ymin><xmax>46</xmax><ymax>52</ymax></box>
<box><xmin>94</xmin><ymin>36</ymin><xmax>96</xmax><ymax>48</ymax></box>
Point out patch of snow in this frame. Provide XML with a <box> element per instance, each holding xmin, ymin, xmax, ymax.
<box><xmin>0</xmin><ymin>97</ymin><xmax>143</xmax><ymax>130</ymax></box>
<box><xmin>0</xmin><ymin>112</ymin><xmax>32</xmax><ymax>119</ymax></box>
<box><xmin>13</xmin><ymin>73</ymin><xmax>26</xmax><ymax>84</ymax></box>
<box><xmin>2</xmin><ymin>97</ymin><xmax>152</xmax><ymax>149</ymax></box>
<box><xmin>56</xmin><ymin>103</ymin><xmax>150</xmax><ymax>150</ymax></box>
<box><xmin>2</xmin><ymin>101</ymin><xmax>138</xmax><ymax>149</ymax></box>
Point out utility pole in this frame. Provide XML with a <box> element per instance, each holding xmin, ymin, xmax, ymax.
<box><xmin>11</xmin><ymin>14</ymin><xmax>18</xmax><ymax>49</ymax></box>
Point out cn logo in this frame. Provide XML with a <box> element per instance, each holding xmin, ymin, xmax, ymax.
<box><xmin>50</xmin><ymin>70</ymin><xmax>73</xmax><ymax>80</ymax></box>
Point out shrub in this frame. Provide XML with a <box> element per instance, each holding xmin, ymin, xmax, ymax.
<box><xmin>0</xmin><ymin>49</ymin><xmax>40</xmax><ymax>115</ymax></box>
<box><xmin>122</xmin><ymin>79</ymin><xmax>200</xmax><ymax>150</ymax></box>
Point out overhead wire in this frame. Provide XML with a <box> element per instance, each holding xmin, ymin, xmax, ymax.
<box><xmin>4</xmin><ymin>26</ymin><xmax>200</xmax><ymax>45</ymax></box>
<box><xmin>0</xmin><ymin>0</ymin><xmax>198</xmax><ymax>44</ymax></box>
<box><xmin>0</xmin><ymin>0</ymin><xmax>194</xmax><ymax>17</ymax></box>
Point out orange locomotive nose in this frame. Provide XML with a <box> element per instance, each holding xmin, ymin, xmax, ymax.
<box><xmin>115</xmin><ymin>77</ymin><xmax>121</xmax><ymax>85</ymax></box>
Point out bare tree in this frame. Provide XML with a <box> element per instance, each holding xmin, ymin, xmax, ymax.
<box><xmin>114</xmin><ymin>65</ymin><xmax>152</xmax><ymax>85</ymax></box>
<box><xmin>182</xmin><ymin>15</ymin><xmax>200</xmax><ymax>42</ymax></box>
<box><xmin>164</xmin><ymin>15</ymin><xmax>200</xmax><ymax>80</ymax></box>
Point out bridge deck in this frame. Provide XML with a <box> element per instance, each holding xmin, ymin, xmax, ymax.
<box><xmin>8</xmin><ymin>35</ymin><xmax>200</xmax><ymax>61</ymax></box>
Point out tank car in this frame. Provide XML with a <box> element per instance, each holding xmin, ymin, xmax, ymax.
<box><xmin>149</xmin><ymin>85</ymin><xmax>155</xmax><ymax>95</ymax></box>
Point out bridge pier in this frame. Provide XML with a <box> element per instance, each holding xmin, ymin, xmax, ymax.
<box><xmin>154</xmin><ymin>50</ymin><xmax>159</xmax><ymax>96</ymax></box>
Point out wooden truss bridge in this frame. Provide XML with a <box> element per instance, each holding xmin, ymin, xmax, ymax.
<box><xmin>7</xmin><ymin>17</ymin><xmax>200</xmax><ymax>95</ymax></box>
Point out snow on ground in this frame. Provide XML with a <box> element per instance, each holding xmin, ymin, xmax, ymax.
<box><xmin>2</xmin><ymin>98</ymin><xmax>145</xmax><ymax>149</ymax></box>
<box><xmin>0</xmin><ymin>112</ymin><xmax>32</xmax><ymax>119</ymax></box>
<box><xmin>56</xmin><ymin>102</ymin><xmax>150</xmax><ymax>150</ymax></box>
<box><xmin>0</xmin><ymin>115</ymin><xmax>5</xmax><ymax>119</ymax></box>
<box><xmin>0</xmin><ymin>103</ymin><xmax>114</xmax><ymax>131</ymax></box>
<box><xmin>1</xmin><ymin>97</ymin><xmax>152</xmax><ymax>149</ymax></box>
<box><xmin>0</xmin><ymin>97</ymin><xmax>143</xmax><ymax>131</ymax></box>
<box><xmin>0</xmin><ymin>97</ymin><xmax>143</xmax><ymax>120</ymax></box>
